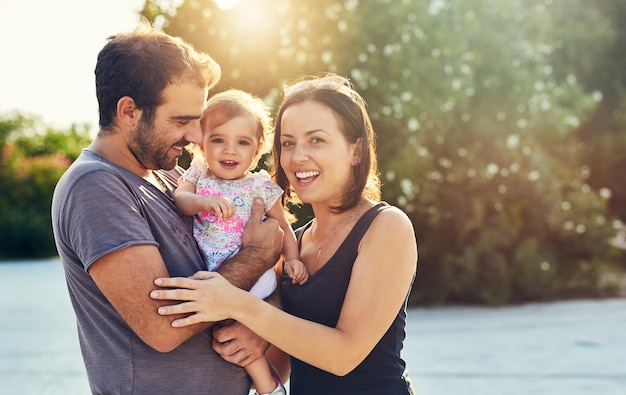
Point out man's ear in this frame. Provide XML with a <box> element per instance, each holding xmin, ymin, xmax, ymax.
<box><xmin>117</xmin><ymin>96</ymin><xmax>140</xmax><ymax>126</ymax></box>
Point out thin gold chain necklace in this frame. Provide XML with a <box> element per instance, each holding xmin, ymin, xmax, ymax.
<box><xmin>311</xmin><ymin>202</ymin><xmax>361</xmax><ymax>261</ymax></box>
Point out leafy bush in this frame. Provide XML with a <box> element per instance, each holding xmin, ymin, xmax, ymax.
<box><xmin>0</xmin><ymin>112</ymin><xmax>91</xmax><ymax>259</ymax></box>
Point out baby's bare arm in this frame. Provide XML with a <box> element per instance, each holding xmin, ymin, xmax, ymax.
<box><xmin>174</xmin><ymin>180</ymin><xmax>234</xmax><ymax>217</ymax></box>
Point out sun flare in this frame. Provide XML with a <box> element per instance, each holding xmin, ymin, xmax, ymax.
<box><xmin>213</xmin><ymin>0</ymin><xmax>240</xmax><ymax>10</ymax></box>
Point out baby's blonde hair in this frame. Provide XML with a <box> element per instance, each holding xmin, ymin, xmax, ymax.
<box><xmin>195</xmin><ymin>89</ymin><xmax>273</xmax><ymax>169</ymax></box>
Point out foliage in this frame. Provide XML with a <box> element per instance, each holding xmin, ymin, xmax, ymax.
<box><xmin>565</xmin><ymin>1</ymin><xmax>626</xmax><ymax>222</ymax></box>
<box><xmin>4</xmin><ymin>0</ymin><xmax>626</xmax><ymax>306</ymax></box>
<box><xmin>0</xmin><ymin>112</ymin><xmax>92</xmax><ymax>260</ymax></box>
<box><xmin>138</xmin><ymin>0</ymin><xmax>626</xmax><ymax>305</ymax></box>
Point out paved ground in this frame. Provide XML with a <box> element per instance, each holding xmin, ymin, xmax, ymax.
<box><xmin>1</xmin><ymin>259</ymin><xmax>625</xmax><ymax>394</ymax></box>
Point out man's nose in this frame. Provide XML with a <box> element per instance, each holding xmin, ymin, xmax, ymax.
<box><xmin>185</xmin><ymin>120</ymin><xmax>203</xmax><ymax>144</ymax></box>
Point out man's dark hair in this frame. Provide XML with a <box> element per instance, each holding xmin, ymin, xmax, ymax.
<box><xmin>95</xmin><ymin>21</ymin><xmax>221</xmax><ymax>132</ymax></box>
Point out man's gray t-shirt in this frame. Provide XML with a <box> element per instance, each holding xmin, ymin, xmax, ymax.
<box><xmin>51</xmin><ymin>149</ymin><xmax>250</xmax><ymax>394</ymax></box>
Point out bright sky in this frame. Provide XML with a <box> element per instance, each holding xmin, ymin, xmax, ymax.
<box><xmin>0</xmin><ymin>0</ymin><xmax>145</xmax><ymax>130</ymax></box>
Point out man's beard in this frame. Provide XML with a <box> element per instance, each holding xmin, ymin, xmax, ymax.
<box><xmin>128</xmin><ymin>117</ymin><xmax>182</xmax><ymax>170</ymax></box>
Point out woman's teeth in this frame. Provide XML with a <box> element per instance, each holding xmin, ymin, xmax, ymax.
<box><xmin>296</xmin><ymin>171</ymin><xmax>320</xmax><ymax>179</ymax></box>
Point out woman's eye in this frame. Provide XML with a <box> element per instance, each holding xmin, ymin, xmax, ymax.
<box><xmin>281</xmin><ymin>140</ymin><xmax>294</xmax><ymax>147</ymax></box>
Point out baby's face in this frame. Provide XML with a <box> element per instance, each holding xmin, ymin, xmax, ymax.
<box><xmin>202</xmin><ymin>114</ymin><xmax>260</xmax><ymax>180</ymax></box>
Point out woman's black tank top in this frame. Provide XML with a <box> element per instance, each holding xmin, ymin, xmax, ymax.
<box><xmin>281</xmin><ymin>202</ymin><xmax>413</xmax><ymax>394</ymax></box>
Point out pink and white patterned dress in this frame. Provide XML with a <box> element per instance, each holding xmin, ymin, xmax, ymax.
<box><xmin>181</xmin><ymin>158</ymin><xmax>283</xmax><ymax>271</ymax></box>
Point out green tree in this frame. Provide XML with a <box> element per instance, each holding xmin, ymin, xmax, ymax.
<box><xmin>142</xmin><ymin>0</ymin><xmax>622</xmax><ymax>304</ymax></box>
<box><xmin>556</xmin><ymin>0</ymin><xmax>626</xmax><ymax>223</ymax></box>
<box><xmin>0</xmin><ymin>112</ymin><xmax>92</xmax><ymax>260</ymax></box>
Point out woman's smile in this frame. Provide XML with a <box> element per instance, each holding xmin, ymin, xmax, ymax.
<box><xmin>295</xmin><ymin>170</ymin><xmax>320</xmax><ymax>184</ymax></box>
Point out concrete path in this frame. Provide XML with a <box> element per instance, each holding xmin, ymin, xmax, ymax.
<box><xmin>1</xmin><ymin>259</ymin><xmax>625</xmax><ymax>394</ymax></box>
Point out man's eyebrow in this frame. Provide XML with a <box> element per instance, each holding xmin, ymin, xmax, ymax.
<box><xmin>172</xmin><ymin>114</ymin><xmax>202</xmax><ymax>121</ymax></box>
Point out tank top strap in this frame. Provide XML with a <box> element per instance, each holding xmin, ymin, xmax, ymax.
<box><xmin>347</xmin><ymin>201</ymin><xmax>392</xmax><ymax>243</ymax></box>
<box><xmin>294</xmin><ymin>202</ymin><xmax>391</xmax><ymax>251</ymax></box>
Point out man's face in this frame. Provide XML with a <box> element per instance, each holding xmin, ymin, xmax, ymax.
<box><xmin>129</xmin><ymin>83</ymin><xmax>207</xmax><ymax>170</ymax></box>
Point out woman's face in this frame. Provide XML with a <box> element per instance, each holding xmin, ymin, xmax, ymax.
<box><xmin>279</xmin><ymin>100</ymin><xmax>357</xmax><ymax>206</ymax></box>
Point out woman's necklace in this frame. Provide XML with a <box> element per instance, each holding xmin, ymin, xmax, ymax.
<box><xmin>310</xmin><ymin>202</ymin><xmax>361</xmax><ymax>261</ymax></box>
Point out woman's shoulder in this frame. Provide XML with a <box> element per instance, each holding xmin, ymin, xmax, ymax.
<box><xmin>361</xmin><ymin>203</ymin><xmax>417</xmax><ymax>263</ymax></box>
<box><xmin>372</xmin><ymin>202</ymin><xmax>413</xmax><ymax>227</ymax></box>
<box><xmin>362</xmin><ymin>203</ymin><xmax>415</xmax><ymax>245</ymax></box>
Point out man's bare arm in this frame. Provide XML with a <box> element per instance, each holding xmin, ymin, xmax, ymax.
<box><xmin>89</xmin><ymin>245</ymin><xmax>211</xmax><ymax>352</ymax></box>
<box><xmin>216</xmin><ymin>198</ymin><xmax>283</xmax><ymax>290</ymax></box>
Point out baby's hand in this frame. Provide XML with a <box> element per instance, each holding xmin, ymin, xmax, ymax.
<box><xmin>284</xmin><ymin>259</ymin><xmax>309</xmax><ymax>285</ymax></box>
<box><xmin>202</xmin><ymin>196</ymin><xmax>235</xmax><ymax>219</ymax></box>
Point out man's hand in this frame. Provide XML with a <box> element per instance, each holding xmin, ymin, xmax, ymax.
<box><xmin>242</xmin><ymin>198</ymin><xmax>283</xmax><ymax>263</ymax></box>
<box><xmin>218</xmin><ymin>198</ymin><xmax>284</xmax><ymax>290</ymax></box>
<box><xmin>212</xmin><ymin>320</ymin><xmax>269</xmax><ymax>367</ymax></box>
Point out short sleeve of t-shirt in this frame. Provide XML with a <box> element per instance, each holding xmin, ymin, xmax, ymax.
<box><xmin>56</xmin><ymin>166</ymin><xmax>158</xmax><ymax>271</ymax></box>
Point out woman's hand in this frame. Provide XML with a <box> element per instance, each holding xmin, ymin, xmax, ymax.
<box><xmin>150</xmin><ymin>271</ymin><xmax>239</xmax><ymax>327</ymax></box>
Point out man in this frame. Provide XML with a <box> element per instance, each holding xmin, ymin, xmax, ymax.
<box><xmin>51</xmin><ymin>22</ymin><xmax>283</xmax><ymax>394</ymax></box>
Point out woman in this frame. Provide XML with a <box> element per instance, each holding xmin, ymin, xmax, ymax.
<box><xmin>151</xmin><ymin>74</ymin><xmax>418</xmax><ymax>394</ymax></box>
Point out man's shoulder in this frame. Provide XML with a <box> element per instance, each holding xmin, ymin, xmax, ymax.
<box><xmin>55</xmin><ymin>151</ymin><xmax>140</xmax><ymax>201</ymax></box>
<box><xmin>62</xmin><ymin>149</ymin><xmax>110</xmax><ymax>175</ymax></box>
